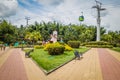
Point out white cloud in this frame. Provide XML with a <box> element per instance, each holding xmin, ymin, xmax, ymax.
<box><xmin>101</xmin><ymin>5</ymin><xmax>120</xmax><ymax>31</ymax></box>
<box><xmin>0</xmin><ymin>0</ymin><xmax>18</xmax><ymax>17</ymax></box>
<box><xmin>1</xmin><ymin>0</ymin><xmax>120</xmax><ymax>31</ymax></box>
<box><xmin>44</xmin><ymin>0</ymin><xmax>94</xmax><ymax>25</ymax></box>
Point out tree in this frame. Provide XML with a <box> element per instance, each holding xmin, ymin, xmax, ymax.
<box><xmin>25</xmin><ymin>31</ymin><xmax>42</xmax><ymax>45</ymax></box>
<box><xmin>0</xmin><ymin>20</ymin><xmax>18</xmax><ymax>44</ymax></box>
<box><xmin>101</xmin><ymin>34</ymin><xmax>112</xmax><ymax>43</ymax></box>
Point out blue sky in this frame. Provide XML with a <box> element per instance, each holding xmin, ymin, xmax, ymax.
<box><xmin>0</xmin><ymin>0</ymin><xmax>120</xmax><ymax>31</ymax></box>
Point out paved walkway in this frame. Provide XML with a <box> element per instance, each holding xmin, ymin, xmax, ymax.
<box><xmin>0</xmin><ymin>49</ymin><xmax>28</xmax><ymax>80</ymax></box>
<box><xmin>0</xmin><ymin>47</ymin><xmax>9</xmax><ymax>56</ymax></box>
<box><xmin>0</xmin><ymin>48</ymin><xmax>120</xmax><ymax>80</ymax></box>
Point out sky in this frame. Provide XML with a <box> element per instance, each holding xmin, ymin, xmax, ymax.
<box><xmin>0</xmin><ymin>0</ymin><xmax>120</xmax><ymax>32</ymax></box>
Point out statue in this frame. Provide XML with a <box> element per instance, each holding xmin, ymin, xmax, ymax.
<box><xmin>50</xmin><ymin>30</ymin><xmax>57</xmax><ymax>43</ymax></box>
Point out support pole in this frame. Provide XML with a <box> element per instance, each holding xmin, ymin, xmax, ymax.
<box><xmin>92</xmin><ymin>0</ymin><xmax>106</xmax><ymax>41</ymax></box>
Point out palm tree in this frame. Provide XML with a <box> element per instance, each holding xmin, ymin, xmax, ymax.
<box><xmin>25</xmin><ymin>31</ymin><xmax>42</xmax><ymax>46</ymax></box>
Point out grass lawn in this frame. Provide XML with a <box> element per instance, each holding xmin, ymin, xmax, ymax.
<box><xmin>111</xmin><ymin>47</ymin><xmax>120</xmax><ymax>52</ymax></box>
<box><xmin>29</xmin><ymin>47</ymin><xmax>89</xmax><ymax>72</ymax></box>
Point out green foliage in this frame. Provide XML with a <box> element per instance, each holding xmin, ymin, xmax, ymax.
<box><xmin>0</xmin><ymin>20</ymin><xmax>18</xmax><ymax>44</ymax></box>
<box><xmin>116</xmin><ymin>44</ymin><xmax>120</xmax><ymax>47</ymax></box>
<box><xmin>0</xmin><ymin>20</ymin><xmax>120</xmax><ymax>46</ymax></box>
<box><xmin>85</xmin><ymin>45</ymin><xmax>113</xmax><ymax>48</ymax></box>
<box><xmin>23</xmin><ymin>49</ymin><xmax>33</xmax><ymax>53</ymax></box>
<box><xmin>100</xmin><ymin>31</ymin><xmax>120</xmax><ymax>46</ymax></box>
<box><xmin>82</xmin><ymin>41</ymin><xmax>111</xmax><ymax>45</ymax></box>
<box><xmin>0</xmin><ymin>41</ymin><xmax>3</xmax><ymax>44</ymax></box>
<box><xmin>34</xmin><ymin>45</ymin><xmax>44</xmax><ymax>49</ymax></box>
<box><xmin>68</xmin><ymin>41</ymin><xmax>80</xmax><ymax>48</ymax></box>
<box><xmin>44</xmin><ymin>42</ymin><xmax>73</xmax><ymax>51</ymax></box>
<box><xmin>64</xmin><ymin>44</ymin><xmax>73</xmax><ymax>51</ymax></box>
<box><xmin>46</xmin><ymin>43</ymin><xmax>65</xmax><ymax>55</ymax></box>
<box><xmin>25</xmin><ymin>31</ymin><xmax>42</xmax><ymax>41</ymax></box>
<box><xmin>82</xmin><ymin>41</ymin><xmax>113</xmax><ymax>48</ymax></box>
<box><xmin>25</xmin><ymin>31</ymin><xmax>42</xmax><ymax>46</ymax></box>
<box><xmin>111</xmin><ymin>47</ymin><xmax>120</xmax><ymax>52</ymax></box>
<box><xmin>101</xmin><ymin>34</ymin><xmax>112</xmax><ymax>43</ymax></box>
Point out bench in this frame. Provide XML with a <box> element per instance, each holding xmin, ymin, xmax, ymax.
<box><xmin>25</xmin><ymin>49</ymin><xmax>34</xmax><ymax>58</ymax></box>
<box><xmin>74</xmin><ymin>50</ymin><xmax>80</xmax><ymax>60</ymax></box>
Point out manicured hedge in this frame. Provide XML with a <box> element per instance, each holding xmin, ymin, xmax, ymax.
<box><xmin>85</xmin><ymin>45</ymin><xmax>113</xmax><ymax>48</ymax></box>
<box><xmin>44</xmin><ymin>42</ymin><xmax>73</xmax><ymax>51</ymax></box>
<box><xmin>116</xmin><ymin>44</ymin><xmax>120</xmax><ymax>47</ymax></box>
<box><xmin>82</xmin><ymin>41</ymin><xmax>113</xmax><ymax>48</ymax></box>
<box><xmin>0</xmin><ymin>41</ymin><xmax>3</xmax><ymax>44</ymax></box>
<box><xmin>82</xmin><ymin>41</ymin><xmax>111</xmax><ymax>45</ymax></box>
<box><xmin>112</xmin><ymin>43</ymin><xmax>120</xmax><ymax>47</ymax></box>
<box><xmin>47</xmin><ymin>43</ymin><xmax>65</xmax><ymax>55</ymax></box>
<box><xmin>34</xmin><ymin>45</ymin><xmax>44</xmax><ymax>49</ymax></box>
<box><xmin>68</xmin><ymin>41</ymin><xmax>80</xmax><ymax>48</ymax></box>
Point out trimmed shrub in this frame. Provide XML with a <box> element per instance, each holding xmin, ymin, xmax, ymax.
<box><xmin>116</xmin><ymin>44</ymin><xmax>120</xmax><ymax>47</ymax></box>
<box><xmin>47</xmin><ymin>43</ymin><xmax>65</xmax><ymax>55</ymax></box>
<box><xmin>59</xmin><ymin>42</ymin><xmax>73</xmax><ymax>51</ymax></box>
<box><xmin>85</xmin><ymin>45</ymin><xmax>113</xmax><ymax>48</ymax></box>
<box><xmin>44</xmin><ymin>42</ymin><xmax>73</xmax><ymax>51</ymax></box>
<box><xmin>64</xmin><ymin>44</ymin><xmax>73</xmax><ymax>51</ymax></box>
<box><xmin>68</xmin><ymin>41</ymin><xmax>80</xmax><ymax>48</ymax></box>
<box><xmin>43</xmin><ymin>43</ymin><xmax>52</xmax><ymax>51</ymax></box>
<box><xmin>34</xmin><ymin>45</ymin><xmax>44</xmax><ymax>49</ymax></box>
<box><xmin>83</xmin><ymin>41</ymin><xmax>113</xmax><ymax>48</ymax></box>
<box><xmin>0</xmin><ymin>41</ymin><xmax>3</xmax><ymax>44</ymax></box>
<box><xmin>82</xmin><ymin>41</ymin><xmax>111</xmax><ymax>45</ymax></box>
<box><xmin>112</xmin><ymin>43</ymin><xmax>120</xmax><ymax>47</ymax></box>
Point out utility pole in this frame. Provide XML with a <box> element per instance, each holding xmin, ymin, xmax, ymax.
<box><xmin>92</xmin><ymin>0</ymin><xmax>106</xmax><ymax>41</ymax></box>
<box><xmin>25</xmin><ymin>17</ymin><xmax>30</xmax><ymax>26</ymax></box>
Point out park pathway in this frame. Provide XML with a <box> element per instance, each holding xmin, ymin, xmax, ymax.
<box><xmin>0</xmin><ymin>48</ymin><xmax>28</xmax><ymax>80</ymax></box>
<box><xmin>0</xmin><ymin>48</ymin><xmax>120</xmax><ymax>80</ymax></box>
<box><xmin>0</xmin><ymin>47</ymin><xmax>9</xmax><ymax>56</ymax></box>
<box><xmin>98</xmin><ymin>48</ymin><xmax>120</xmax><ymax>80</ymax></box>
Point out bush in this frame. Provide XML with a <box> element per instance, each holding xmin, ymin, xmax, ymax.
<box><xmin>85</xmin><ymin>45</ymin><xmax>113</xmax><ymax>48</ymax></box>
<box><xmin>0</xmin><ymin>41</ymin><xmax>3</xmax><ymax>44</ymax></box>
<box><xmin>68</xmin><ymin>41</ymin><xmax>80</xmax><ymax>48</ymax></box>
<box><xmin>34</xmin><ymin>45</ymin><xmax>44</xmax><ymax>49</ymax></box>
<box><xmin>59</xmin><ymin>42</ymin><xmax>73</xmax><ymax>51</ymax></box>
<box><xmin>64</xmin><ymin>44</ymin><xmax>73</xmax><ymax>51</ymax></box>
<box><xmin>47</xmin><ymin>43</ymin><xmax>65</xmax><ymax>55</ymax></box>
<box><xmin>116</xmin><ymin>44</ymin><xmax>120</xmax><ymax>47</ymax></box>
<box><xmin>82</xmin><ymin>41</ymin><xmax>111</xmax><ymax>45</ymax></box>
<box><xmin>82</xmin><ymin>41</ymin><xmax>113</xmax><ymax>48</ymax></box>
<box><xmin>43</xmin><ymin>43</ymin><xmax>52</xmax><ymax>51</ymax></box>
<box><xmin>44</xmin><ymin>42</ymin><xmax>73</xmax><ymax>51</ymax></box>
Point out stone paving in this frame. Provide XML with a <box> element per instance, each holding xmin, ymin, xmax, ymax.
<box><xmin>0</xmin><ymin>48</ymin><xmax>120</xmax><ymax>80</ymax></box>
